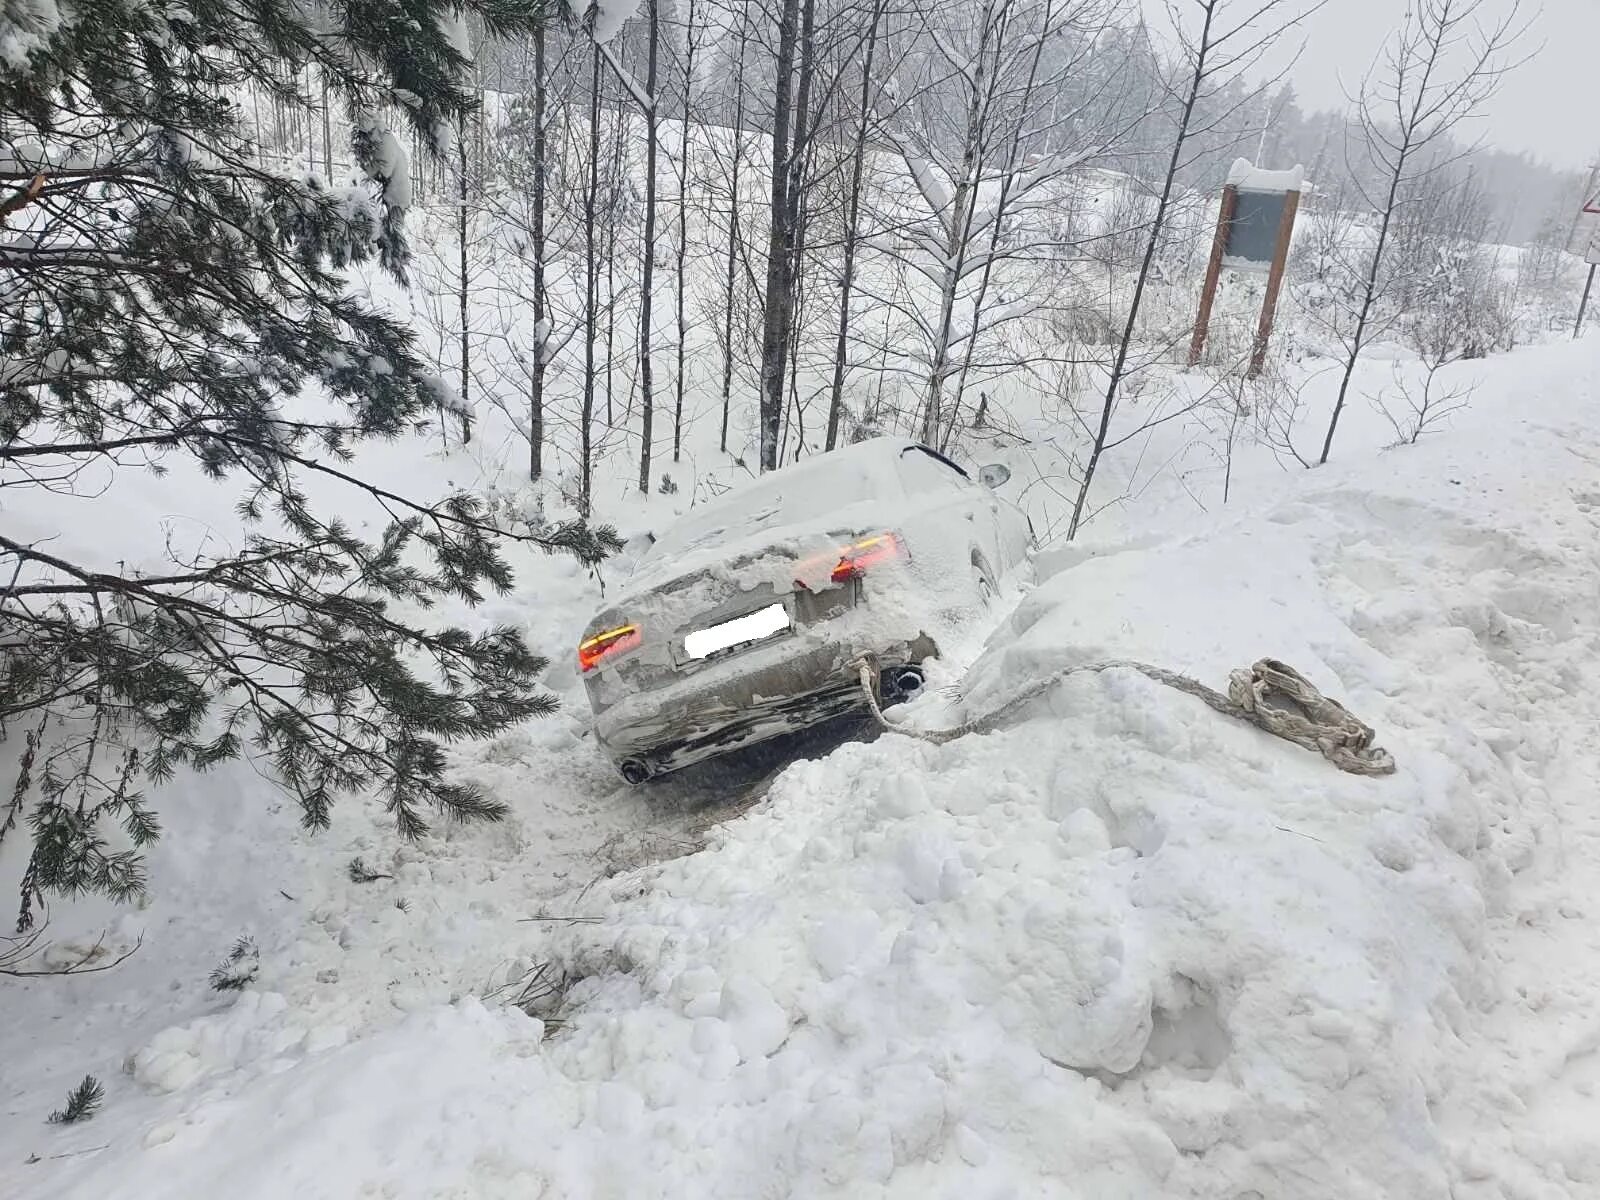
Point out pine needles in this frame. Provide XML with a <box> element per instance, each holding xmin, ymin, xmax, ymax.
<box><xmin>47</xmin><ymin>1076</ymin><xmax>104</xmax><ymax>1125</ymax></box>
<box><xmin>209</xmin><ymin>936</ymin><xmax>260</xmax><ymax>992</ymax></box>
<box><xmin>348</xmin><ymin>856</ymin><xmax>393</xmax><ymax>883</ymax></box>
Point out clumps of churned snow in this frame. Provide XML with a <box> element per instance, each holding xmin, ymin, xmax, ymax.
<box><xmin>131</xmin><ymin>991</ymin><xmax>349</xmax><ymax>1095</ymax></box>
<box><xmin>9</xmin><ymin>343</ymin><xmax>1600</xmax><ymax>1199</ymax></box>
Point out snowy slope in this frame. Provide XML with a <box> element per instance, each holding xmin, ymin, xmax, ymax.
<box><xmin>5</xmin><ymin>335</ymin><xmax>1599</xmax><ymax>1198</ymax></box>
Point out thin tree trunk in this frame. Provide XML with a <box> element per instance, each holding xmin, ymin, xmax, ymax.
<box><xmin>778</xmin><ymin>0</ymin><xmax>817</xmax><ymax>460</ymax></box>
<box><xmin>1319</xmin><ymin>187</ymin><xmax>1402</xmax><ymax>464</ymax></box>
<box><xmin>304</xmin><ymin>67</ymin><xmax>316</xmax><ymax>168</ymax></box>
<box><xmin>638</xmin><ymin>0</ymin><xmax>660</xmax><ymax>493</ymax></box>
<box><xmin>605</xmin><ymin>96</ymin><xmax>619</xmax><ymax>430</ymax></box>
<box><xmin>757</xmin><ymin>0</ymin><xmax>801</xmax><ymax>471</ymax></box>
<box><xmin>718</xmin><ymin>22</ymin><xmax>748</xmax><ymax>456</ymax></box>
<box><xmin>673</xmin><ymin>0</ymin><xmax>698</xmax><ymax>463</ymax></box>
<box><xmin>1066</xmin><ymin>0</ymin><xmax>1217</xmax><ymax>539</ymax></box>
<box><xmin>529</xmin><ymin>22</ymin><xmax>547</xmax><ymax>481</ymax></box>
<box><xmin>581</xmin><ymin>44</ymin><xmax>601</xmax><ymax>517</ymax></box>
<box><xmin>942</xmin><ymin>0</ymin><xmax>1056</xmax><ymax>451</ymax></box>
<box><xmin>783</xmin><ymin>191</ymin><xmax>808</xmax><ymax>462</ymax></box>
<box><xmin>419</xmin><ymin>128</ymin><xmax>429</xmax><ymax>203</ymax></box>
<box><xmin>919</xmin><ymin>3</ymin><xmax>996</xmax><ymax>446</ymax></box>
<box><xmin>321</xmin><ymin>70</ymin><xmax>332</xmax><ymax>178</ymax></box>
<box><xmin>1319</xmin><ymin>16</ymin><xmax>1446</xmax><ymax>464</ymax></box>
<box><xmin>824</xmin><ymin>0</ymin><xmax>884</xmax><ymax>451</ymax></box>
<box><xmin>456</xmin><ymin>117</ymin><xmax>472</xmax><ymax>444</ymax></box>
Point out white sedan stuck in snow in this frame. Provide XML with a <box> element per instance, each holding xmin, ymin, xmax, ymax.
<box><xmin>578</xmin><ymin>438</ymin><xmax>1033</xmax><ymax>782</ymax></box>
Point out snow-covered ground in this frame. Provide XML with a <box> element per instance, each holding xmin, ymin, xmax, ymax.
<box><xmin>4</xmin><ymin>332</ymin><xmax>1598</xmax><ymax>1198</ymax></box>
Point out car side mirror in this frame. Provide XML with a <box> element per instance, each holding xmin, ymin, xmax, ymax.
<box><xmin>977</xmin><ymin>463</ymin><xmax>1011</xmax><ymax>489</ymax></box>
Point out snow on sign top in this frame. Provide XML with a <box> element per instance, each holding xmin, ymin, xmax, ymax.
<box><xmin>1226</xmin><ymin>157</ymin><xmax>1304</xmax><ymax>194</ymax></box>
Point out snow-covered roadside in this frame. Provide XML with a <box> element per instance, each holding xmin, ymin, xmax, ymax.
<box><xmin>6</xmin><ymin>335</ymin><xmax>1595</xmax><ymax>1197</ymax></box>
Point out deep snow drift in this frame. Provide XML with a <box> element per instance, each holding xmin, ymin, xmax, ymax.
<box><xmin>4</xmin><ymin>337</ymin><xmax>1599</xmax><ymax>1199</ymax></box>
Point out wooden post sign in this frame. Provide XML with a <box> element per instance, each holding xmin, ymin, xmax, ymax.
<box><xmin>1187</xmin><ymin>159</ymin><xmax>1304</xmax><ymax>377</ymax></box>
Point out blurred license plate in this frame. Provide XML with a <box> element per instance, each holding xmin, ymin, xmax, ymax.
<box><xmin>684</xmin><ymin>603</ymin><xmax>790</xmax><ymax>660</ymax></box>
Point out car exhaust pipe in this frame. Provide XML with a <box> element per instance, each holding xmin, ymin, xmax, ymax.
<box><xmin>619</xmin><ymin>758</ymin><xmax>652</xmax><ymax>786</ymax></box>
<box><xmin>891</xmin><ymin>666</ymin><xmax>925</xmax><ymax>698</ymax></box>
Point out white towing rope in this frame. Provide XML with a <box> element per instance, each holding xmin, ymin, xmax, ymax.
<box><xmin>853</xmin><ymin>655</ymin><xmax>1396</xmax><ymax>777</ymax></box>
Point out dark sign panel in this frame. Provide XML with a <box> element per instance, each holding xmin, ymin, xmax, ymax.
<box><xmin>1189</xmin><ymin>162</ymin><xmax>1304</xmax><ymax>373</ymax></box>
<box><xmin>1222</xmin><ymin>190</ymin><xmax>1292</xmax><ymax>270</ymax></box>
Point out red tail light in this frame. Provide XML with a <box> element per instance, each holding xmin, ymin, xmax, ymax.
<box><xmin>830</xmin><ymin>532</ymin><xmax>904</xmax><ymax>583</ymax></box>
<box><xmin>579</xmin><ymin>623</ymin><xmax>641</xmax><ymax>672</ymax></box>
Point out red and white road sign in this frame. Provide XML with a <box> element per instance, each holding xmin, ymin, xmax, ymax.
<box><xmin>1572</xmin><ymin>166</ymin><xmax>1600</xmax><ymax>263</ymax></box>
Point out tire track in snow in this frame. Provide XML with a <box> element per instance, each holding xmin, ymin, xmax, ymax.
<box><xmin>1297</xmin><ymin>455</ymin><xmax>1600</xmax><ymax>1196</ymax></box>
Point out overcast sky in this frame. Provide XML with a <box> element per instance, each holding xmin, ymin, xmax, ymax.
<box><xmin>1262</xmin><ymin>0</ymin><xmax>1596</xmax><ymax>169</ymax></box>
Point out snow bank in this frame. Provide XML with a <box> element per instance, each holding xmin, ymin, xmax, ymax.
<box><xmin>525</xmin><ymin>475</ymin><xmax>1525</xmax><ymax>1197</ymax></box>
<box><xmin>17</xmin><ymin>340</ymin><xmax>1599</xmax><ymax>1199</ymax></box>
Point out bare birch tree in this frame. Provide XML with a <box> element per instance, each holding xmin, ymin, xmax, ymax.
<box><xmin>1066</xmin><ymin>0</ymin><xmax>1319</xmax><ymax>538</ymax></box>
<box><xmin>672</xmin><ymin>0</ymin><xmax>701</xmax><ymax>463</ymax></box>
<box><xmin>636</xmin><ymin>0</ymin><xmax>662</xmax><ymax>492</ymax></box>
<box><xmin>757</xmin><ymin>0</ymin><xmax>806</xmax><ymax>471</ymax></box>
<box><xmin>581</xmin><ymin>41</ymin><xmax>602</xmax><ymax>514</ymax></box>
<box><xmin>717</xmin><ymin>11</ymin><xmax>751</xmax><ymax>455</ymax></box>
<box><xmin>1316</xmin><ymin>0</ymin><xmax>1524</xmax><ymax>464</ymax></box>
<box><xmin>822</xmin><ymin>0</ymin><xmax>888</xmax><ymax>451</ymax></box>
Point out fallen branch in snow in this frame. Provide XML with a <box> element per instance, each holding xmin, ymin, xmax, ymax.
<box><xmin>0</xmin><ymin>922</ymin><xmax>143</xmax><ymax>978</ymax></box>
<box><xmin>208</xmin><ymin>936</ymin><xmax>259</xmax><ymax>992</ymax></box>
<box><xmin>46</xmin><ymin>1076</ymin><xmax>104</xmax><ymax>1125</ymax></box>
<box><xmin>855</xmin><ymin>656</ymin><xmax>1396</xmax><ymax>777</ymax></box>
<box><xmin>24</xmin><ymin>1144</ymin><xmax>109</xmax><ymax>1163</ymax></box>
<box><xmin>347</xmin><ymin>857</ymin><xmax>393</xmax><ymax>884</ymax></box>
<box><xmin>483</xmin><ymin>960</ymin><xmax>568</xmax><ymax>1019</ymax></box>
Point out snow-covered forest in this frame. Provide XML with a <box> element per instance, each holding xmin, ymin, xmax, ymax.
<box><xmin>4</xmin><ymin>0</ymin><xmax>1600</xmax><ymax>1193</ymax></box>
<box><xmin>337</xmin><ymin>0</ymin><xmax>1587</xmax><ymax>522</ymax></box>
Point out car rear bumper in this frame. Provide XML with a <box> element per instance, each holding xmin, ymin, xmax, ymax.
<box><xmin>592</xmin><ymin>630</ymin><xmax>937</xmax><ymax>779</ymax></box>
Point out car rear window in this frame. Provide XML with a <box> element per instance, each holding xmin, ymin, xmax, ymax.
<box><xmin>896</xmin><ymin>445</ymin><xmax>971</xmax><ymax>494</ymax></box>
<box><xmin>642</xmin><ymin>453</ymin><xmax>889</xmax><ymax>562</ymax></box>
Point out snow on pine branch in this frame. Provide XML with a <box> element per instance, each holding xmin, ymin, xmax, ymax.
<box><xmin>419</xmin><ymin>373</ymin><xmax>475</xmax><ymax>423</ymax></box>
<box><xmin>0</xmin><ymin>0</ymin><xmax>61</xmax><ymax>70</ymax></box>
<box><xmin>436</xmin><ymin>5</ymin><xmax>472</xmax><ymax>61</ymax></box>
<box><xmin>354</xmin><ymin>115</ymin><xmax>412</xmax><ymax>211</ymax></box>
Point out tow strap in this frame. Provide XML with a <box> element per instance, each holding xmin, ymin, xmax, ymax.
<box><xmin>853</xmin><ymin>656</ymin><xmax>1396</xmax><ymax>777</ymax></box>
